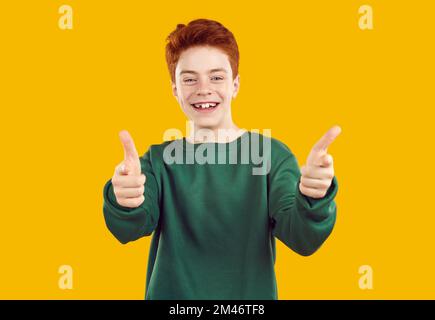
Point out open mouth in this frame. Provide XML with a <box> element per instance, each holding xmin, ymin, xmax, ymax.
<box><xmin>190</xmin><ymin>102</ymin><xmax>220</xmax><ymax>113</ymax></box>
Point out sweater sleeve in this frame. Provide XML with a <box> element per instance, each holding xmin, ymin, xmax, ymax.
<box><xmin>268</xmin><ymin>147</ymin><xmax>338</xmax><ymax>256</ymax></box>
<box><xmin>102</xmin><ymin>147</ymin><xmax>161</xmax><ymax>244</ymax></box>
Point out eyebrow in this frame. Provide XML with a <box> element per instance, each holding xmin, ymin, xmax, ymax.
<box><xmin>179</xmin><ymin>68</ymin><xmax>228</xmax><ymax>75</ymax></box>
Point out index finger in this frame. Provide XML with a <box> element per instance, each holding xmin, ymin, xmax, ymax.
<box><xmin>312</xmin><ymin>125</ymin><xmax>342</xmax><ymax>152</ymax></box>
<box><xmin>119</xmin><ymin>130</ymin><xmax>139</xmax><ymax>161</ymax></box>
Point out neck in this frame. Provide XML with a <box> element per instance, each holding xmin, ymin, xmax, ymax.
<box><xmin>187</xmin><ymin>121</ymin><xmax>246</xmax><ymax>144</ymax></box>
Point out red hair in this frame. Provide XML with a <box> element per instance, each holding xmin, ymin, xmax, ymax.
<box><xmin>165</xmin><ymin>19</ymin><xmax>240</xmax><ymax>83</ymax></box>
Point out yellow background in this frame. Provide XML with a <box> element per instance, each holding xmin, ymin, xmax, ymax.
<box><xmin>1</xmin><ymin>0</ymin><xmax>434</xmax><ymax>299</ymax></box>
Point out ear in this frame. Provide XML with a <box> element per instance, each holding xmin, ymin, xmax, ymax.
<box><xmin>232</xmin><ymin>74</ymin><xmax>240</xmax><ymax>99</ymax></box>
<box><xmin>171</xmin><ymin>81</ymin><xmax>179</xmax><ymax>101</ymax></box>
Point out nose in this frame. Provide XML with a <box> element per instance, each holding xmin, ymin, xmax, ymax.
<box><xmin>196</xmin><ymin>79</ymin><xmax>212</xmax><ymax>96</ymax></box>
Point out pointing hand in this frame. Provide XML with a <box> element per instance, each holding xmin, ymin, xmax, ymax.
<box><xmin>299</xmin><ymin>126</ymin><xmax>341</xmax><ymax>199</ymax></box>
<box><xmin>111</xmin><ymin>130</ymin><xmax>146</xmax><ymax>208</ymax></box>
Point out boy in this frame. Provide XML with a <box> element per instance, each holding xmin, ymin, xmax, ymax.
<box><xmin>102</xmin><ymin>19</ymin><xmax>341</xmax><ymax>300</ymax></box>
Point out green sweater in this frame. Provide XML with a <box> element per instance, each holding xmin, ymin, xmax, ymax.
<box><xmin>102</xmin><ymin>131</ymin><xmax>338</xmax><ymax>300</ymax></box>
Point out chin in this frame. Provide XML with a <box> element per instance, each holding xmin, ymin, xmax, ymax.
<box><xmin>193</xmin><ymin>118</ymin><xmax>221</xmax><ymax>128</ymax></box>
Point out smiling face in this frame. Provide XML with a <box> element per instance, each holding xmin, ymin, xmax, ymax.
<box><xmin>172</xmin><ymin>46</ymin><xmax>240</xmax><ymax>131</ymax></box>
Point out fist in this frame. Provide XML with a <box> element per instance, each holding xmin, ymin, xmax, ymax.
<box><xmin>299</xmin><ymin>126</ymin><xmax>341</xmax><ymax>199</ymax></box>
<box><xmin>112</xmin><ymin>130</ymin><xmax>146</xmax><ymax>208</ymax></box>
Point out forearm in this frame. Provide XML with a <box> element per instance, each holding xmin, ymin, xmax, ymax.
<box><xmin>272</xmin><ymin>176</ymin><xmax>338</xmax><ymax>256</ymax></box>
<box><xmin>102</xmin><ymin>179</ymin><xmax>159</xmax><ymax>244</ymax></box>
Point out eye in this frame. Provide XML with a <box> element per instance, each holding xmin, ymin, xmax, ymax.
<box><xmin>183</xmin><ymin>78</ymin><xmax>197</xmax><ymax>84</ymax></box>
<box><xmin>211</xmin><ymin>76</ymin><xmax>224</xmax><ymax>81</ymax></box>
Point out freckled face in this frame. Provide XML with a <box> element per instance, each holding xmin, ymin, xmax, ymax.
<box><xmin>172</xmin><ymin>46</ymin><xmax>240</xmax><ymax>129</ymax></box>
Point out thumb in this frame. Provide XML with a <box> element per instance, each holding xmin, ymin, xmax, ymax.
<box><xmin>119</xmin><ymin>130</ymin><xmax>141</xmax><ymax>175</ymax></box>
<box><xmin>321</xmin><ymin>154</ymin><xmax>333</xmax><ymax>167</ymax></box>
